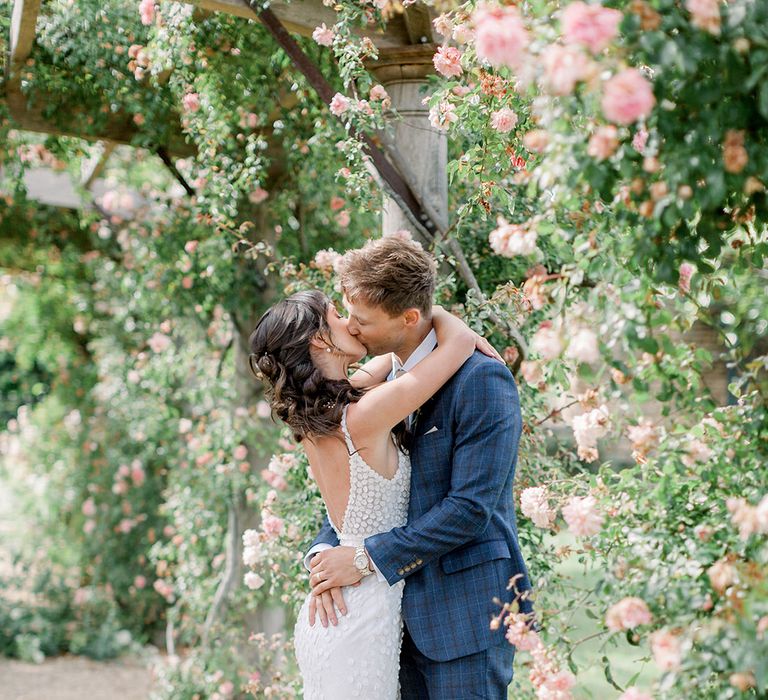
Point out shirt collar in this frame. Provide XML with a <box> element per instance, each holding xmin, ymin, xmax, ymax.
<box><xmin>390</xmin><ymin>328</ymin><xmax>438</xmax><ymax>377</ymax></box>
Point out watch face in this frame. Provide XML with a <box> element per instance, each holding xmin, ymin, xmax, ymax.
<box><xmin>354</xmin><ymin>554</ymin><xmax>368</xmax><ymax>570</ymax></box>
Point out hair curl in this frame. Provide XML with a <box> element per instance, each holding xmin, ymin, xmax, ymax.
<box><xmin>248</xmin><ymin>290</ymin><xmax>366</xmax><ymax>442</ymax></box>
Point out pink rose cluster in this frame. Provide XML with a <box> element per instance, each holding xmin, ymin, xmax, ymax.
<box><xmin>499</xmin><ymin>610</ymin><xmax>576</xmax><ymax>699</ymax></box>
<box><xmin>561</xmin><ymin>494</ymin><xmax>603</xmax><ymax>536</ymax></box>
<box><xmin>313</xmin><ymin>248</ymin><xmax>344</xmax><ymax>274</ymax></box>
<box><xmin>726</xmin><ymin>494</ymin><xmax>768</xmax><ymax>540</ymax></box>
<box><xmin>605</xmin><ymin>596</ymin><xmax>652</xmax><ymax>632</ymax></box>
<box><xmin>520</xmin><ymin>487</ymin><xmax>556</xmax><ymax>528</ymax></box>
<box><xmin>428</xmin><ymin>101</ymin><xmax>459</xmax><ymax>131</ymax></box>
<box><xmin>571</xmin><ymin>405</ymin><xmax>610</xmax><ymax>462</ymax></box>
<box><xmin>472</xmin><ymin>3</ymin><xmax>530</xmax><ymax>70</ymax></box>
<box><xmin>489</xmin><ymin>216</ymin><xmax>538</xmax><ymax>257</ymax></box>
<box><xmin>626</xmin><ymin>419</ymin><xmax>659</xmax><ymax>464</ymax></box>
<box><xmin>561</xmin><ymin>1</ymin><xmax>623</xmax><ymax>54</ymax></box>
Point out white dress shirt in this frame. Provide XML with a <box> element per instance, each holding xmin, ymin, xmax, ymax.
<box><xmin>304</xmin><ymin>329</ymin><xmax>438</xmax><ymax>577</ymax></box>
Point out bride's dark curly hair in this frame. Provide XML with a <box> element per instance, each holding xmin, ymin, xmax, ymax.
<box><xmin>248</xmin><ymin>290</ymin><xmax>366</xmax><ymax>442</ymax></box>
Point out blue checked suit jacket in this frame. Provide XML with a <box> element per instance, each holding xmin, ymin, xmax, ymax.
<box><xmin>309</xmin><ymin>351</ymin><xmax>533</xmax><ymax>662</ymax></box>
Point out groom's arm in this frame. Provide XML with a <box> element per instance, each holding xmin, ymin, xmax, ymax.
<box><xmin>365</xmin><ymin>360</ymin><xmax>521</xmax><ymax>585</ymax></box>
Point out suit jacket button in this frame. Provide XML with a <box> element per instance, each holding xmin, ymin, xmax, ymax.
<box><xmin>397</xmin><ymin>568</ymin><xmax>404</xmax><ymax>575</ymax></box>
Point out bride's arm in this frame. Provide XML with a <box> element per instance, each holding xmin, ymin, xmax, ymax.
<box><xmin>350</xmin><ymin>307</ymin><xmax>485</xmax><ymax>433</ymax></box>
<box><xmin>348</xmin><ymin>354</ymin><xmax>394</xmax><ymax>389</ymax></box>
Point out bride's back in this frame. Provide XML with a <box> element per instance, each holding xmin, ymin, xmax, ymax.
<box><xmin>302</xmin><ymin>405</ymin><xmax>409</xmax><ymax>541</ymax></box>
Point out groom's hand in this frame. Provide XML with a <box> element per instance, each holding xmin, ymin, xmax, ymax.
<box><xmin>310</xmin><ymin>546</ymin><xmax>362</xmax><ymax>596</ymax></box>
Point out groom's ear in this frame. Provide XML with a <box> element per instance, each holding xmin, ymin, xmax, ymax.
<box><xmin>402</xmin><ymin>308</ymin><xmax>422</xmax><ymax>327</ymax></box>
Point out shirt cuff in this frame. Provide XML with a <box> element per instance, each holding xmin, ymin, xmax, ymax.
<box><xmin>304</xmin><ymin>543</ymin><xmax>333</xmax><ymax>571</ymax></box>
<box><xmin>367</xmin><ymin>549</ymin><xmax>388</xmax><ymax>584</ymax></box>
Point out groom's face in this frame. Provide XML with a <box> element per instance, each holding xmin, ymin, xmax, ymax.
<box><xmin>342</xmin><ymin>295</ymin><xmax>408</xmax><ymax>357</ymax></box>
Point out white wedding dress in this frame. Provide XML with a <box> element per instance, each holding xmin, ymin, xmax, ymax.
<box><xmin>294</xmin><ymin>405</ymin><xmax>411</xmax><ymax>699</ymax></box>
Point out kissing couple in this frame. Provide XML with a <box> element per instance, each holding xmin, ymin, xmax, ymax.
<box><xmin>249</xmin><ymin>236</ymin><xmax>533</xmax><ymax>699</ymax></box>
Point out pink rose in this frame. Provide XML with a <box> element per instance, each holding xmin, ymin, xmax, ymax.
<box><xmin>432</xmin><ymin>13</ymin><xmax>453</xmax><ymax>38</ymax></box>
<box><xmin>233</xmin><ymin>445</ymin><xmax>248</xmax><ymax>461</ymax></box>
<box><xmin>605</xmin><ymin>597</ymin><xmax>652</xmax><ymax>631</ymax></box>
<box><xmin>523</xmin><ymin>129</ymin><xmax>549</xmax><ymax>153</ymax></box>
<box><xmin>541</xmin><ymin>44</ymin><xmax>593</xmax><ymax>95</ymax></box>
<box><xmin>586</xmin><ymin>125</ymin><xmax>619</xmax><ymax>161</ymax></box>
<box><xmin>369</xmin><ymin>84</ymin><xmax>391</xmax><ymax>109</ymax></box>
<box><xmin>244</xmin><ymin>571</ymin><xmax>265</xmax><ymax>590</ymax></box>
<box><xmin>184</xmin><ymin>240</ymin><xmax>199</xmax><ymax>254</ymax></box>
<box><xmin>632</xmin><ymin>128</ymin><xmax>649</xmax><ymax>153</ymax></box>
<box><xmin>531</xmin><ymin>322</ymin><xmax>564</xmax><ymax>360</ymax></box>
<box><xmin>707</xmin><ymin>558</ymin><xmax>736</xmax><ymax>593</ymax></box>
<box><xmin>82</xmin><ymin>497</ymin><xmax>97</xmax><ymax>517</ymax></box>
<box><xmin>571</xmin><ymin>405</ymin><xmax>610</xmax><ymax>463</ymax></box>
<box><xmin>148</xmin><ymin>332</ymin><xmax>172</xmax><ymax>353</ymax></box>
<box><xmin>335</xmin><ymin>210</ymin><xmax>350</xmax><ymax>228</ymax></box>
<box><xmin>520</xmin><ymin>487</ymin><xmax>556</xmax><ymax>528</ymax></box>
<box><xmin>489</xmin><ymin>217</ymin><xmax>538</xmax><ymax>257</ymax></box>
<box><xmin>504</xmin><ymin>612</ymin><xmax>541</xmax><ymax>651</ymax></box>
<box><xmin>685</xmin><ymin>0</ymin><xmax>721</xmax><ymax>35</ymax></box>
<box><xmin>650</xmin><ymin>629</ymin><xmax>682</xmax><ymax>671</ymax></box>
<box><xmin>565</xmin><ymin>327</ymin><xmax>600</xmax><ymax>363</ymax></box>
<box><xmin>473</xmin><ymin>3</ymin><xmax>530</xmax><ymax>70</ymax></box>
<box><xmin>428</xmin><ymin>101</ymin><xmax>459</xmax><ymax>130</ymax></box>
<box><xmin>330</xmin><ymin>195</ymin><xmax>346</xmax><ymax>211</ymax></box>
<box><xmin>626</xmin><ymin>420</ymin><xmax>659</xmax><ymax>463</ymax></box>
<box><xmin>313</xmin><ymin>248</ymin><xmax>343</xmax><ymax>273</ymax></box>
<box><xmin>561</xmin><ymin>1</ymin><xmax>623</xmax><ymax>54</ymax></box>
<box><xmin>131</xmin><ymin>462</ymin><xmax>146</xmax><ymax>487</ymax></box>
<box><xmin>248</xmin><ymin>187</ymin><xmax>269</xmax><ymax>204</ymax></box>
<box><xmin>182</xmin><ymin>93</ymin><xmax>201</xmax><ymax>113</ymax></box>
<box><xmin>601</xmin><ymin>68</ymin><xmax>655</xmax><ymax>125</ymax></box>
<box><xmin>139</xmin><ymin>0</ymin><xmax>155</xmax><ymax>26</ymax></box>
<box><xmin>312</xmin><ymin>23</ymin><xmax>334</xmax><ymax>46</ymax></box>
<box><xmin>520</xmin><ymin>360</ymin><xmax>544</xmax><ymax>387</ymax></box>
<box><xmin>490</xmin><ymin>108</ymin><xmax>518</xmax><ymax>133</ymax></box>
<box><xmin>134</xmin><ymin>575</ymin><xmax>147</xmax><ymax>589</ymax></box>
<box><xmin>329</xmin><ymin>93</ymin><xmax>351</xmax><ymax>116</ymax></box>
<box><xmin>561</xmin><ymin>494</ymin><xmax>603</xmax><ymax>536</ymax></box>
<box><xmin>262</xmin><ymin>514</ymin><xmax>284</xmax><ymax>539</ymax></box>
<box><xmin>433</xmin><ymin>46</ymin><xmax>463</xmax><ymax>78</ymax></box>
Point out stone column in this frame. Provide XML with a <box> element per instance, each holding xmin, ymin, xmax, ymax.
<box><xmin>368</xmin><ymin>46</ymin><xmax>448</xmax><ymax>236</ymax></box>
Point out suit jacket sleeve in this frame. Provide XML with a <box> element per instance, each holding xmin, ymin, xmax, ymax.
<box><xmin>365</xmin><ymin>360</ymin><xmax>522</xmax><ymax>586</ymax></box>
<box><xmin>306</xmin><ymin>515</ymin><xmax>339</xmax><ymax>557</ymax></box>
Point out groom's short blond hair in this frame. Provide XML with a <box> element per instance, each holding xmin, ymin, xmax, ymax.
<box><xmin>340</xmin><ymin>236</ymin><xmax>437</xmax><ymax>317</ymax></box>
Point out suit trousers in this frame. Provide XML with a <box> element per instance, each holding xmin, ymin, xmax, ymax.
<box><xmin>399</xmin><ymin>624</ymin><xmax>515</xmax><ymax>699</ymax></box>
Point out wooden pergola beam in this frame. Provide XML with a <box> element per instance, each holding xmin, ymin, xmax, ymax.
<box><xmin>188</xmin><ymin>0</ymin><xmax>433</xmax><ymax>48</ymax></box>
<box><xmin>8</xmin><ymin>0</ymin><xmax>41</xmax><ymax>80</ymax></box>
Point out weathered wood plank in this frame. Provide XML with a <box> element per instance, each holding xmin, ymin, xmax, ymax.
<box><xmin>189</xmin><ymin>0</ymin><xmax>412</xmax><ymax>48</ymax></box>
<box><xmin>9</xmin><ymin>0</ymin><xmax>42</xmax><ymax>73</ymax></box>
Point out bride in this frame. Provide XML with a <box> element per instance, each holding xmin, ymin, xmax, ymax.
<box><xmin>248</xmin><ymin>289</ymin><xmax>500</xmax><ymax>699</ymax></box>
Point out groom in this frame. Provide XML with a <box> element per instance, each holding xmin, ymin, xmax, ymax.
<box><xmin>305</xmin><ymin>236</ymin><xmax>533</xmax><ymax>698</ymax></box>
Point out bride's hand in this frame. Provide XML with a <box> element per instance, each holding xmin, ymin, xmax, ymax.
<box><xmin>308</xmin><ymin>588</ymin><xmax>347</xmax><ymax>628</ymax></box>
<box><xmin>432</xmin><ymin>306</ymin><xmax>505</xmax><ymax>364</ymax></box>
<box><xmin>310</xmin><ymin>546</ymin><xmax>363</xmax><ymax>595</ymax></box>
